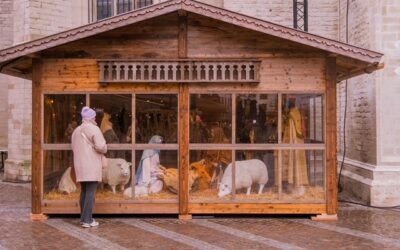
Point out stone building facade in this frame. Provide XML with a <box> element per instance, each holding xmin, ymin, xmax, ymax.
<box><xmin>0</xmin><ymin>0</ymin><xmax>399</xmax><ymax>206</ymax></box>
<box><xmin>337</xmin><ymin>0</ymin><xmax>400</xmax><ymax>207</ymax></box>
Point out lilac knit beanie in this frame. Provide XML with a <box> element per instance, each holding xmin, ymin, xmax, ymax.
<box><xmin>81</xmin><ymin>106</ymin><xmax>96</xmax><ymax>120</ymax></box>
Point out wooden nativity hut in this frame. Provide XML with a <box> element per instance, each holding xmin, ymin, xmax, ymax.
<box><xmin>0</xmin><ymin>0</ymin><xmax>383</xmax><ymax>220</ymax></box>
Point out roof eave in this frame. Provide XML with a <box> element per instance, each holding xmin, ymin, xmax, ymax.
<box><xmin>0</xmin><ymin>0</ymin><xmax>384</xmax><ymax>71</ymax></box>
<box><xmin>337</xmin><ymin>62</ymin><xmax>385</xmax><ymax>82</ymax></box>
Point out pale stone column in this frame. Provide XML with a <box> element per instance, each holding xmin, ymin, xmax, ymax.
<box><xmin>0</xmin><ymin>0</ymin><xmax>13</xmax><ymax>150</ymax></box>
<box><xmin>3</xmin><ymin>0</ymin><xmax>89</xmax><ymax>182</ymax></box>
<box><xmin>337</xmin><ymin>0</ymin><xmax>400</xmax><ymax>207</ymax></box>
<box><xmin>373</xmin><ymin>0</ymin><xmax>400</xmax><ymax>206</ymax></box>
<box><xmin>4</xmin><ymin>78</ymin><xmax>32</xmax><ymax>182</ymax></box>
<box><xmin>3</xmin><ymin>0</ymin><xmax>32</xmax><ymax>182</ymax></box>
<box><xmin>0</xmin><ymin>0</ymin><xmax>14</xmax><ymax>178</ymax></box>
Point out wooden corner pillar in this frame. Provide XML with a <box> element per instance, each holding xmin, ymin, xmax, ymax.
<box><xmin>178</xmin><ymin>10</ymin><xmax>191</xmax><ymax>220</ymax></box>
<box><xmin>325</xmin><ymin>56</ymin><xmax>338</xmax><ymax>217</ymax></box>
<box><xmin>31</xmin><ymin>58</ymin><xmax>46</xmax><ymax>221</ymax></box>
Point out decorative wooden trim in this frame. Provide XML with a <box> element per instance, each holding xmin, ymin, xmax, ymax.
<box><xmin>325</xmin><ymin>57</ymin><xmax>338</xmax><ymax>215</ymax></box>
<box><xmin>98</xmin><ymin>60</ymin><xmax>261</xmax><ymax>84</ymax></box>
<box><xmin>32</xmin><ymin>58</ymin><xmax>43</xmax><ymax>215</ymax></box>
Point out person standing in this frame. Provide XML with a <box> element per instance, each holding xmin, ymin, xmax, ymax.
<box><xmin>71</xmin><ymin>107</ymin><xmax>107</xmax><ymax>228</ymax></box>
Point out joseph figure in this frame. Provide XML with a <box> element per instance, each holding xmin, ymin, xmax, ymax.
<box><xmin>279</xmin><ymin>100</ymin><xmax>309</xmax><ymax>196</ymax></box>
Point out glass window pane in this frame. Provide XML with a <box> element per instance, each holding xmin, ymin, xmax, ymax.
<box><xmin>135</xmin><ymin>94</ymin><xmax>178</xmax><ymax>144</ymax></box>
<box><xmin>90</xmin><ymin>94</ymin><xmax>132</xmax><ymax>148</ymax></box>
<box><xmin>236</xmin><ymin>94</ymin><xmax>278</xmax><ymax>143</ymax></box>
<box><xmin>137</xmin><ymin>0</ymin><xmax>153</xmax><ymax>8</ymax></box>
<box><xmin>132</xmin><ymin>149</ymin><xmax>178</xmax><ymax>201</ymax></box>
<box><xmin>190</xmin><ymin>94</ymin><xmax>232</xmax><ymax>144</ymax></box>
<box><xmin>44</xmin><ymin>150</ymin><xmax>133</xmax><ymax>201</ymax></box>
<box><xmin>97</xmin><ymin>0</ymin><xmax>113</xmax><ymax>20</ymax></box>
<box><xmin>43</xmin><ymin>150</ymin><xmax>73</xmax><ymax>197</ymax></box>
<box><xmin>44</xmin><ymin>94</ymin><xmax>85</xmax><ymax>143</ymax></box>
<box><xmin>117</xmin><ymin>0</ymin><xmax>132</xmax><ymax>14</ymax></box>
<box><xmin>280</xmin><ymin>150</ymin><xmax>325</xmax><ymax>201</ymax></box>
<box><xmin>282</xmin><ymin>94</ymin><xmax>324</xmax><ymax>144</ymax></box>
<box><xmin>189</xmin><ymin>150</ymin><xmax>232</xmax><ymax>201</ymax></box>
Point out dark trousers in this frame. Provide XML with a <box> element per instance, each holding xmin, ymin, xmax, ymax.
<box><xmin>79</xmin><ymin>181</ymin><xmax>98</xmax><ymax>224</ymax></box>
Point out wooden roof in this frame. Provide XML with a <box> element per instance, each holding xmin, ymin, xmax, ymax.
<box><xmin>0</xmin><ymin>0</ymin><xmax>383</xmax><ymax>81</ymax></box>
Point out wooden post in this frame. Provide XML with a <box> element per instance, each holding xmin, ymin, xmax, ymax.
<box><xmin>325</xmin><ymin>56</ymin><xmax>338</xmax><ymax>216</ymax></box>
<box><xmin>31</xmin><ymin>58</ymin><xmax>47</xmax><ymax>221</ymax></box>
<box><xmin>179</xmin><ymin>83</ymin><xmax>190</xmax><ymax>220</ymax></box>
<box><xmin>178</xmin><ymin>10</ymin><xmax>191</xmax><ymax>220</ymax></box>
<box><xmin>178</xmin><ymin>10</ymin><xmax>187</xmax><ymax>59</ymax></box>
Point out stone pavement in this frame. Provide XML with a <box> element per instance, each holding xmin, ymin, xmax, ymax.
<box><xmin>1</xmin><ymin>174</ymin><xmax>400</xmax><ymax>250</ymax></box>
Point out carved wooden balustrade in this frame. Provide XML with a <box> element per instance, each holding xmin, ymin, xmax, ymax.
<box><xmin>98</xmin><ymin>60</ymin><xmax>260</xmax><ymax>84</ymax></box>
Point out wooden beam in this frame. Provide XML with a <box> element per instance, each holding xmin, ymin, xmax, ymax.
<box><xmin>325</xmin><ymin>57</ymin><xmax>338</xmax><ymax>215</ymax></box>
<box><xmin>178</xmin><ymin>11</ymin><xmax>187</xmax><ymax>59</ymax></box>
<box><xmin>0</xmin><ymin>68</ymin><xmax>31</xmax><ymax>80</ymax></box>
<box><xmin>188</xmin><ymin>203</ymin><xmax>327</xmax><ymax>214</ymax></box>
<box><xmin>179</xmin><ymin>83</ymin><xmax>189</xmax><ymax>217</ymax></box>
<box><xmin>337</xmin><ymin>63</ymin><xmax>384</xmax><ymax>82</ymax></box>
<box><xmin>178</xmin><ymin>9</ymin><xmax>190</xmax><ymax>219</ymax></box>
<box><xmin>32</xmin><ymin>58</ymin><xmax>43</xmax><ymax>215</ymax></box>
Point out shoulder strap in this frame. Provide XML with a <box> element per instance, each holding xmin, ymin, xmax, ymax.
<box><xmin>78</xmin><ymin>126</ymin><xmax>95</xmax><ymax>148</ymax></box>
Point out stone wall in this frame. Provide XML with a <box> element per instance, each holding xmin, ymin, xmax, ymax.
<box><xmin>224</xmin><ymin>0</ymin><xmax>293</xmax><ymax>27</ymax></box>
<box><xmin>29</xmin><ymin>0</ymin><xmax>89</xmax><ymax>40</ymax></box>
<box><xmin>4</xmin><ymin>0</ymin><xmax>89</xmax><ymax>182</ymax></box>
<box><xmin>337</xmin><ymin>0</ymin><xmax>377</xmax><ymax>165</ymax></box>
<box><xmin>376</xmin><ymin>0</ymin><xmax>400</xmax><ymax>165</ymax></box>
<box><xmin>223</xmin><ymin>0</ymin><xmax>338</xmax><ymax>39</ymax></box>
<box><xmin>338</xmin><ymin>0</ymin><xmax>400</xmax><ymax>207</ymax></box>
<box><xmin>0</xmin><ymin>0</ymin><xmax>13</xmax><ymax>149</ymax></box>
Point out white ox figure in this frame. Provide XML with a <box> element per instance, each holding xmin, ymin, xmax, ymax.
<box><xmin>58</xmin><ymin>167</ymin><xmax>77</xmax><ymax>194</ymax></box>
<box><xmin>218</xmin><ymin>159</ymin><xmax>268</xmax><ymax>198</ymax></box>
<box><xmin>102</xmin><ymin>158</ymin><xmax>131</xmax><ymax>194</ymax></box>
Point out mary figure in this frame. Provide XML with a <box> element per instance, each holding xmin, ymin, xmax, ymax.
<box><xmin>135</xmin><ymin>135</ymin><xmax>164</xmax><ymax>194</ymax></box>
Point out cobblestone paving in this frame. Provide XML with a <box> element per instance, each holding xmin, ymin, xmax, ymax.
<box><xmin>1</xmin><ymin>177</ymin><xmax>399</xmax><ymax>250</ymax></box>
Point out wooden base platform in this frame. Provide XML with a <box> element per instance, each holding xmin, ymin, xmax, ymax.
<box><xmin>311</xmin><ymin>214</ymin><xmax>338</xmax><ymax>221</ymax></box>
<box><xmin>31</xmin><ymin>213</ymin><xmax>49</xmax><ymax>221</ymax></box>
<box><xmin>178</xmin><ymin>214</ymin><xmax>192</xmax><ymax>220</ymax></box>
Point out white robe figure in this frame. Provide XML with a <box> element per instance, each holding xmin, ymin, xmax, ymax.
<box><xmin>134</xmin><ymin>135</ymin><xmax>164</xmax><ymax>197</ymax></box>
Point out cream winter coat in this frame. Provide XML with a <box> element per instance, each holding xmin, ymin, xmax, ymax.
<box><xmin>71</xmin><ymin>119</ymin><xmax>107</xmax><ymax>182</ymax></box>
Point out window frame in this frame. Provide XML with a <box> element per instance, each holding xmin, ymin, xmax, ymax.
<box><xmin>90</xmin><ymin>0</ymin><xmax>154</xmax><ymax>22</ymax></box>
<box><xmin>187</xmin><ymin>91</ymin><xmax>327</xmax><ymax>204</ymax></box>
<box><xmin>42</xmin><ymin>91</ymin><xmax>179</xmax><ymax>203</ymax></box>
<box><xmin>41</xmin><ymin>90</ymin><xmax>326</xmax><ymax>204</ymax></box>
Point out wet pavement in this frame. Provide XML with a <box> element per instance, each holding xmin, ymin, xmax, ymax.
<box><xmin>1</xmin><ymin>174</ymin><xmax>400</xmax><ymax>250</ymax></box>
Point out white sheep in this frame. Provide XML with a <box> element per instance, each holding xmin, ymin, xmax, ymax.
<box><xmin>218</xmin><ymin>159</ymin><xmax>268</xmax><ymax>197</ymax></box>
<box><xmin>58</xmin><ymin>167</ymin><xmax>77</xmax><ymax>194</ymax></box>
<box><xmin>102</xmin><ymin>158</ymin><xmax>131</xmax><ymax>194</ymax></box>
<box><xmin>123</xmin><ymin>185</ymin><xmax>149</xmax><ymax>198</ymax></box>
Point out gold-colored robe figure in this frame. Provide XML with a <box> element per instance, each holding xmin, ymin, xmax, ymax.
<box><xmin>282</xmin><ymin>107</ymin><xmax>309</xmax><ymax>186</ymax></box>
